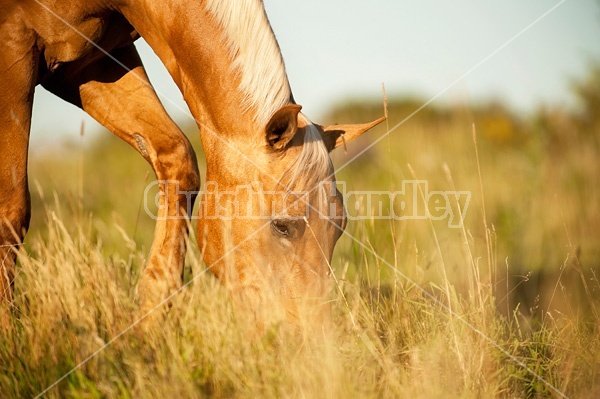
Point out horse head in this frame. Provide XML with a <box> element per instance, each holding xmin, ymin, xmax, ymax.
<box><xmin>197</xmin><ymin>104</ymin><xmax>384</xmax><ymax>328</ymax></box>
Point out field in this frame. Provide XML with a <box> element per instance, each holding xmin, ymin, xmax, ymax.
<box><xmin>1</xmin><ymin>67</ymin><xmax>599</xmax><ymax>398</ymax></box>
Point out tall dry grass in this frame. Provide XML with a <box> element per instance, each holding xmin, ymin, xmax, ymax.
<box><xmin>1</xmin><ymin>68</ymin><xmax>599</xmax><ymax>398</ymax></box>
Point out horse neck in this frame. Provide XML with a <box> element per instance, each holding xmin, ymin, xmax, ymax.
<box><xmin>120</xmin><ymin>0</ymin><xmax>293</xmax><ymax>150</ymax></box>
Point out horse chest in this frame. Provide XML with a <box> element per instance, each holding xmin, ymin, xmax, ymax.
<box><xmin>35</xmin><ymin>13</ymin><xmax>135</xmax><ymax>72</ymax></box>
<box><xmin>34</xmin><ymin>15</ymin><xmax>97</xmax><ymax>67</ymax></box>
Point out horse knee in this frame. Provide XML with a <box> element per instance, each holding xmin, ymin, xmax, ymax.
<box><xmin>0</xmin><ymin>196</ymin><xmax>31</xmax><ymax>245</ymax></box>
<box><xmin>152</xmin><ymin>139</ymin><xmax>200</xmax><ymax>218</ymax></box>
<box><xmin>163</xmin><ymin>139</ymin><xmax>200</xmax><ymax>194</ymax></box>
<box><xmin>0</xmin><ymin>195</ymin><xmax>29</xmax><ymax>301</ymax></box>
<box><xmin>179</xmin><ymin>147</ymin><xmax>200</xmax><ymax>194</ymax></box>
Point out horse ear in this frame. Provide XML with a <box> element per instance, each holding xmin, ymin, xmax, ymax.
<box><xmin>266</xmin><ymin>104</ymin><xmax>303</xmax><ymax>150</ymax></box>
<box><xmin>321</xmin><ymin>116</ymin><xmax>386</xmax><ymax>152</ymax></box>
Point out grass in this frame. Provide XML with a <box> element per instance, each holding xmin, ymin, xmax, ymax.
<box><xmin>1</xmin><ymin>68</ymin><xmax>600</xmax><ymax>397</ymax></box>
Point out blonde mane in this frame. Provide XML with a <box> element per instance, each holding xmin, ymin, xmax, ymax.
<box><xmin>205</xmin><ymin>0</ymin><xmax>292</xmax><ymax>126</ymax></box>
<box><xmin>205</xmin><ymin>1</ymin><xmax>331</xmax><ymax>191</ymax></box>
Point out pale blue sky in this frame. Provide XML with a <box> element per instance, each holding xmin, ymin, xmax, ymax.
<box><xmin>30</xmin><ymin>0</ymin><xmax>600</xmax><ymax>147</ymax></box>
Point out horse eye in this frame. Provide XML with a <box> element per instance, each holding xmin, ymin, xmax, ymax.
<box><xmin>270</xmin><ymin>219</ymin><xmax>306</xmax><ymax>239</ymax></box>
<box><xmin>271</xmin><ymin>220</ymin><xmax>290</xmax><ymax>237</ymax></box>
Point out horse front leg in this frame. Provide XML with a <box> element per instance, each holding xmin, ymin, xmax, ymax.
<box><xmin>0</xmin><ymin>32</ymin><xmax>36</xmax><ymax>324</ymax></box>
<box><xmin>43</xmin><ymin>44</ymin><xmax>200</xmax><ymax>313</ymax></box>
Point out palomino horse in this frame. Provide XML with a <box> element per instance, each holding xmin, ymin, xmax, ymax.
<box><xmin>0</xmin><ymin>0</ymin><xmax>383</xmax><ymax>324</ymax></box>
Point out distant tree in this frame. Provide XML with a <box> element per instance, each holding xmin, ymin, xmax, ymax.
<box><xmin>571</xmin><ymin>62</ymin><xmax>600</xmax><ymax>135</ymax></box>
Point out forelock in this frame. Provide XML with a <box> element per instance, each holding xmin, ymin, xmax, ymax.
<box><xmin>278</xmin><ymin>114</ymin><xmax>332</xmax><ymax>193</ymax></box>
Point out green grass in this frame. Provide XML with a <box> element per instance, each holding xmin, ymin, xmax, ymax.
<box><xmin>1</xmin><ymin>68</ymin><xmax>600</xmax><ymax>398</ymax></box>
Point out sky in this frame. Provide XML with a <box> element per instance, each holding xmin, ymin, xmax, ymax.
<box><xmin>30</xmin><ymin>0</ymin><xmax>600</xmax><ymax>147</ymax></box>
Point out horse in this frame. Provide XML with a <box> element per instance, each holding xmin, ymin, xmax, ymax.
<box><xmin>0</xmin><ymin>0</ymin><xmax>383</xmax><ymax>326</ymax></box>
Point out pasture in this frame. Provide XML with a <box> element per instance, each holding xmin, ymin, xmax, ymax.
<box><xmin>1</xmin><ymin>67</ymin><xmax>599</xmax><ymax>398</ymax></box>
